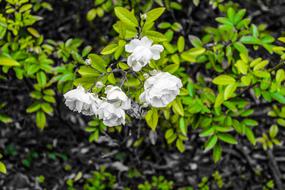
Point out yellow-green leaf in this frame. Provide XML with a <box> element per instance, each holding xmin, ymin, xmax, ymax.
<box><xmin>172</xmin><ymin>98</ymin><xmax>184</xmax><ymax>116</ymax></box>
<box><xmin>145</xmin><ymin>109</ymin><xmax>159</xmax><ymax>131</ymax></box>
<box><xmin>101</xmin><ymin>44</ymin><xmax>118</xmax><ymax>55</ymax></box>
<box><xmin>146</xmin><ymin>7</ymin><xmax>165</xmax><ymax>23</ymax></box>
<box><xmin>212</xmin><ymin>75</ymin><xmax>236</xmax><ymax>85</ymax></box>
<box><xmin>0</xmin><ymin>161</ymin><xmax>6</xmax><ymax>174</ymax></box>
<box><xmin>114</xmin><ymin>7</ymin><xmax>138</xmax><ymax>27</ymax></box>
<box><xmin>224</xmin><ymin>83</ymin><xmax>237</xmax><ymax>100</ymax></box>
<box><xmin>0</xmin><ymin>55</ymin><xmax>20</xmax><ymax>66</ymax></box>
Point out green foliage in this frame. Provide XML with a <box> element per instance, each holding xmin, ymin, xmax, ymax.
<box><xmin>1</xmin><ymin>0</ymin><xmax>285</xmax><ymax>166</ymax></box>
<box><xmin>83</xmin><ymin>167</ymin><xmax>116</xmax><ymax>190</ymax></box>
<box><xmin>138</xmin><ymin>176</ymin><xmax>173</xmax><ymax>190</ymax></box>
<box><xmin>80</xmin><ymin>2</ymin><xmax>285</xmax><ymax>161</ymax></box>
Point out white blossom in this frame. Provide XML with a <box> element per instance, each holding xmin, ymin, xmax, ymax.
<box><xmin>64</xmin><ymin>86</ymin><xmax>101</xmax><ymax>115</ymax></box>
<box><xmin>140</xmin><ymin>71</ymin><xmax>182</xmax><ymax>108</ymax></box>
<box><xmin>105</xmin><ymin>85</ymin><xmax>131</xmax><ymax>110</ymax></box>
<box><xmin>97</xmin><ymin>101</ymin><xmax>126</xmax><ymax>127</ymax></box>
<box><xmin>95</xmin><ymin>81</ymin><xmax>104</xmax><ymax>89</ymax></box>
<box><xmin>125</xmin><ymin>36</ymin><xmax>164</xmax><ymax>72</ymax></box>
<box><xmin>85</xmin><ymin>58</ymin><xmax>91</xmax><ymax>65</ymax></box>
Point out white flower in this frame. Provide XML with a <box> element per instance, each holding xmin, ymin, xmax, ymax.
<box><xmin>97</xmin><ymin>101</ymin><xmax>125</xmax><ymax>127</ymax></box>
<box><xmin>95</xmin><ymin>81</ymin><xmax>104</xmax><ymax>89</ymax></box>
<box><xmin>64</xmin><ymin>86</ymin><xmax>101</xmax><ymax>116</ymax></box>
<box><xmin>140</xmin><ymin>71</ymin><xmax>182</xmax><ymax>108</ymax></box>
<box><xmin>88</xmin><ymin>94</ymin><xmax>103</xmax><ymax>115</ymax></box>
<box><xmin>85</xmin><ymin>58</ymin><xmax>91</xmax><ymax>65</ymax></box>
<box><xmin>125</xmin><ymin>36</ymin><xmax>164</xmax><ymax>72</ymax></box>
<box><xmin>140</xmin><ymin>13</ymin><xmax>147</xmax><ymax>20</ymax></box>
<box><xmin>105</xmin><ymin>85</ymin><xmax>131</xmax><ymax>110</ymax></box>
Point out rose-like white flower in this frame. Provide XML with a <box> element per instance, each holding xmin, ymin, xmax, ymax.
<box><xmin>140</xmin><ymin>71</ymin><xmax>182</xmax><ymax>108</ymax></box>
<box><xmin>64</xmin><ymin>86</ymin><xmax>101</xmax><ymax>116</ymax></box>
<box><xmin>97</xmin><ymin>101</ymin><xmax>125</xmax><ymax>127</ymax></box>
<box><xmin>105</xmin><ymin>85</ymin><xmax>131</xmax><ymax>110</ymax></box>
<box><xmin>125</xmin><ymin>36</ymin><xmax>164</xmax><ymax>72</ymax></box>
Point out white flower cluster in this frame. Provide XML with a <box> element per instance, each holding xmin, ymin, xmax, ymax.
<box><xmin>64</xmin><ymin>85</ymin><xmax>130</xmax><ymax>127</ymax></box>
<box><xmin>64</xmin><ymin>36</ymin><xmax>182</xmax><ymax>127</ymax></box>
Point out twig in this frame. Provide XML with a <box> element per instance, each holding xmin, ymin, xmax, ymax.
<box><xmin>266</xmin><ymin>149</ymin><xmax>283</xmax><ymax>190</ymax></box>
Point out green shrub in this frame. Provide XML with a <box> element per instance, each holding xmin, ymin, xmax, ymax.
<box><xmin>1</xmin><ymin>0</ymin><xmax>285</xmax><ymax>171</ymax></box>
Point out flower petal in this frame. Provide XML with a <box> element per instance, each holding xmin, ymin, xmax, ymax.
<box><xmin>125</xmin><ymin>39</ymin><xmax>142</xmax><ymax>53</ymax></box>
<box><xmin>150</xmin><ymin>45</ymin><xmax>164</xmax><ymax>60</ymax></box>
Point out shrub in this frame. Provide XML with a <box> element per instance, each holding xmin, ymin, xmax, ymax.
<box><xmin>0</xmin><ymin>0</ymin><xmax>285</xmax><ymax>178</ymax></box>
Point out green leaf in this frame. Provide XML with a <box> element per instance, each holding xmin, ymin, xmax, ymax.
<box><xmin>233</xmin><ymin>42</ymin><xmax>248</xmax><ymax>54</ymax></box>
<box><xmin>176</xmin><ymin>139</ymin><xmax>185</xmax><ymax>152</ymax></box>
<box><xmin>0</xmin><ymin>55</ymin><xmax>20</xmax><ymax>66</ymax></box>
<box><xmin>78</xmin><ymin>66</ymin><xmax>100</xmax><ymax>77</ymax></box>
<box><xmin>101</xmin><ymin>44</ymin><xmax>118</xmax><ymax>55</ymax></box>
<box><xmin>41</xmin><ymin>103</ymin><xmax>53</xmax><ymax>115</ymax></box>
<box><xmin>214</xmin><ymin>93</ymin><xmax>224</xmax><ymax>107</ymax></box>
<box><xmin>269</xmin><ymin>125</ymin><xmax>278</xmax><ymax>138</ymax></box>
<box><xmin>218</xmin><ymin>134</ymin><xmax>237</xmax><ymax>144</ymax></box>
<box><xmin>163</xmin><ymin>64</ymin><xmax>179</xmax><ymax>73</ymax></box>
<box><xmin>212</xmin><ymin>75</ymin><xmax>236</xmax><ymax>85</ymax></box>
<box><xmin>187</xmin><ymin>82</ymin><xmax>195</xmax><ymax>97</ymax></box>
<box><xmin>86</xmin><ymin>9</ymin><xmax>97</xmax><ymax>21</ymax></box>
<box><xmin>179</xmin><ymin>117</ymin><xmax>187</xmax><ymax>136</ymax></box>
<box><xmin>27</xmin><ymin>27</ymin><xmax>40</xmax><ymax>38</ymax></box>
<box><xmin>216</xmin><ymin>17</ymin><xmax>233</xmax><ymax>26</ymax></box>
<box><xmin>146</xmin><ymin>7</ymin><xmax>165</xmax><ymax>23</ymax></box>
<box><xmin>37</xmin><ymin>72</ymin><xmax>47</xmax><ymax>87</ymax></box>
<box><xmin>158</xmin><ymin>22</ymin><xmax>171</xmax><ymax>29</ymax></box>
<box><xmin>276</xmin><ymin>69</ymin><xmax>285</xmax><ymax>83</ymax></box>
<box><xmin>145</xmin><ymin>109</ymin><xmax>158</xmax><ymax>131</ymax></box>
<box><xmin>189</xmin><ymin>35</ymin><xmax>202</xmax><ymax>47</ymax></box>
<box><xmin>235</xmin><ymin>60</ymin><xmax>248</xmax><ymax>74</ymax></box>
<box><xmin>165</xmin><ymin>129</ymin><xmax>174</xmax><ymax>139</ymax></box>
<box><xmin>278</xmin><ymin>37</ymin><xmax>285</xmax><ymax>43</ymax></box>
<box><xmin>253</xmin><ymin>60</ymin><xmax>269</xmax><ymax>71</ymax></box>
<box><xmin>172</xmin><ymin>98</ymin><xmax>184</xmax><ymax>116</ymax></box>
<box><xmin>227</xmin><ymin>7</ymin><xmax>235</xmax><ymax>23</ymax></box>
<box><xmin>177</xmin><ymin>36</ymin><xmax>185</xmax><ymax>52</ymax></box>
<box><xmin>82</xmin><ymin>46</ymin><xmax>92</xmax><ymax>57</ymax></box>
<box><xmin>181</xmin><ymin>47</ymin><xmax>205</xmax><ymax>62</ymax></box>
<box><xmin>144</xmin><ymin>31</ymin><xmax>167</xmax><ymax>42</ymax></box>
<box><xmin>200</xmin><ymin>127</ymin><xmax>215</xmax><ymax>137</ymax></box>
<box><xmin>271</xmin><ymin>92</ymin><xmax>285</xmax><ymax>104</ymax></box>
<box><xmin>224</xmin><ymin>83</ymin><xmax>237</xmax><ymax>100</ymax></box>
<box><xmin>233</xmin><ymin>9</ymin><xmax>246</xmax><ymax>24</ymax></box>
<box><xmin>245</xmin><ymin>127</ymin><xmax>256</xmax><ymax>145</ymax></box>
<box><xmin>26</xmin><ymin>102</ymin><xmax>41</xmax><ymax>113</ymax></box>
<box><xmin>36</xmin><ymin>111</ymin><xmax>46</xmax><ymax>129</ymax></box>
<box><xmin>20</xmin><ymin>4</ymin><xmax>32</xmax><ymax>12</ymax></box>
<box><xmin>250</xmin><ymin>58</ymin><xmax>262</xmax><ymax>67</ymax></box>
<box><xmin>114</xmin><ymin>7</ymin><xmax>138</xmax><ymax>27</ymax></box>
<box><xmin>213</xmin><ymin>144</ymin><xmax>222</xmax><ymax>163</ymax></box>
<box><xmin>0</xmin><ymin>114</ymin><xmax>12</xmax><ymax>124</ymax></box>
<box><xmin>205</xmin><ymin>135</ymin><xmax>218</xmax><ymax>151</ymax></box>
<box><xmin>240</xmin><ymin>36</ymin><xmax>260</xmax><ymax>44</ymax></box>
<box><xmin>0</xmin><ymin>162</ymin><xmax>6</xmax><ymax>174</ymax></box>
<box><xmin>88</xmin><ymin>54</ymin><xmax>107</xmax><ymax>73</ymax></box>
<box><xmin>193</xmin><ymin>0</ymin><xmax>200</xmax><ymax>6</ymax></box>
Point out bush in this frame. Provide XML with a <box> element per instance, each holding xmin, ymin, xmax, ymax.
<box><xmin>0</xmin><ymin>0</ymin><xmax>285</xmax><ymax>189</ymax></box>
